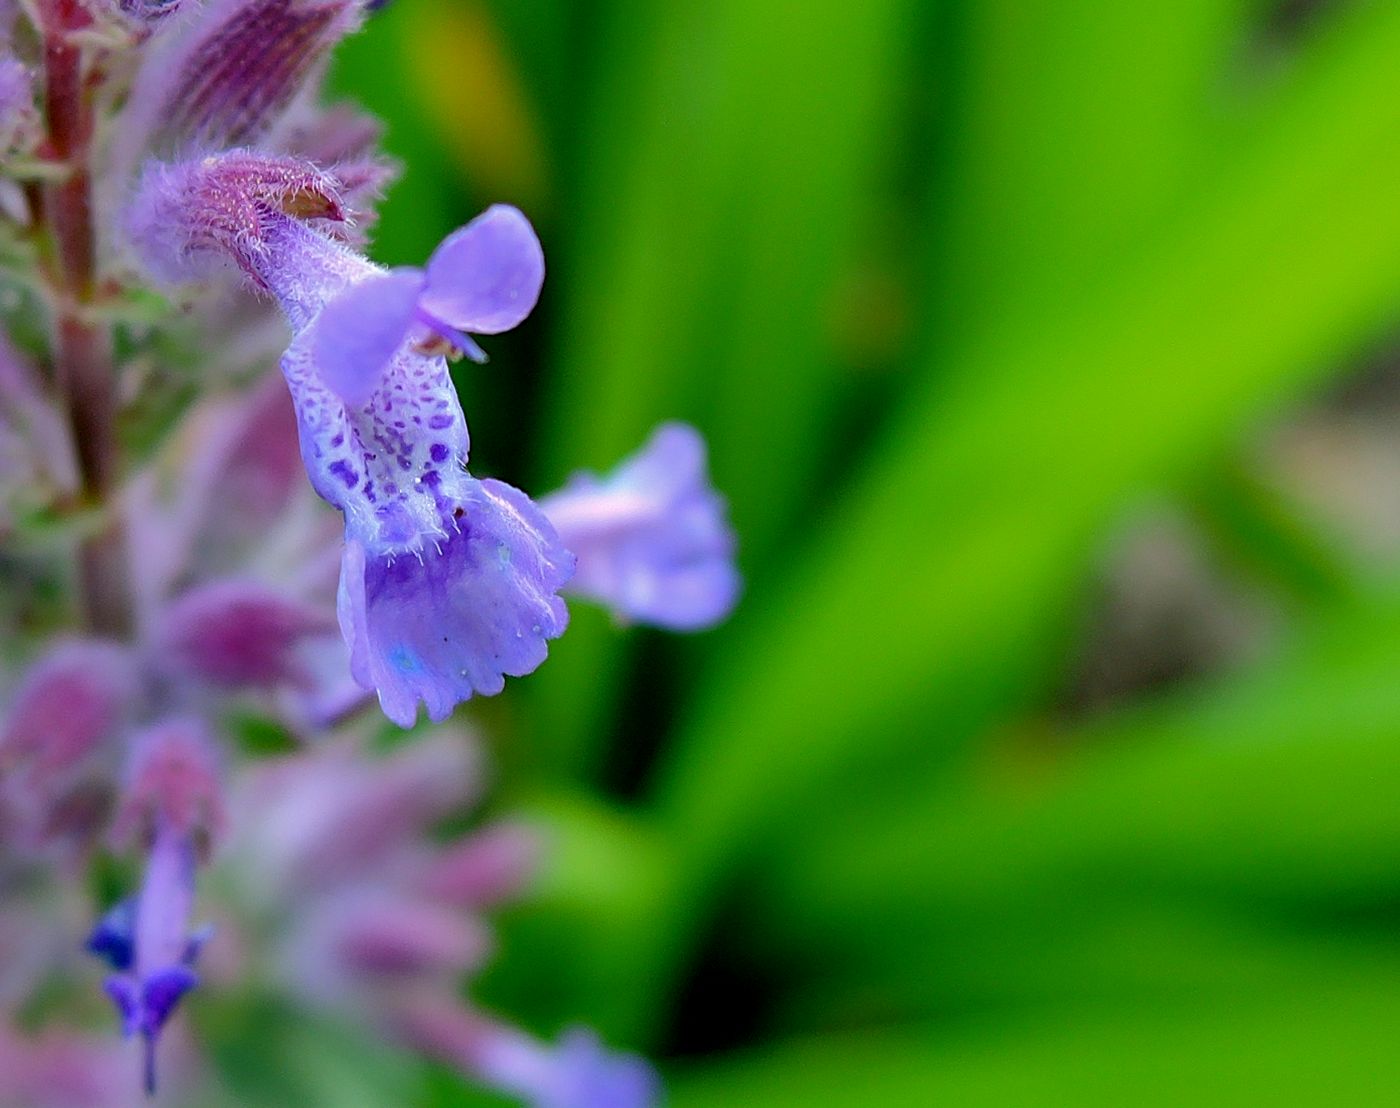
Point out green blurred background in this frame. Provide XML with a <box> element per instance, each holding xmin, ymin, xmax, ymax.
<box><xmin>331</xmin><ymin>1</ymin><xmax>1400</xmax><ymax>1102</ymax></box>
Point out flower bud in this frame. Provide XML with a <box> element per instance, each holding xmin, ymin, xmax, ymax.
<box><xmin>421</xmin><ymin>822</ymin><xmax>541</xmax><ymax>908</ymax></box>
<box><xmin>156</xmin><ymin>578</ymin><xmax>335</xmax><ymax>690</ymax></box>
<box><xmin>126</xmin><ymin>0</ymin><xmax>366</xmax><ymax>156</ymax></box>
<box><xmin>110</xmin><ymin>719</ymin><xmax>224</xmax><ymax>851</ymax></box>
<box><xmin>128</xmin><ymin>150</ymin><xmax>346</xmax><ymax>289</ymax></box>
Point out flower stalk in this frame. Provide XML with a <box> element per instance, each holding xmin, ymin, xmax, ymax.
<box><xmin>39</xmin><ymin>0</ymin><xmax>130</xmax><ymax>636</ymax></box>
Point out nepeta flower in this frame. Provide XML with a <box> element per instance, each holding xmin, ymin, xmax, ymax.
<box><xmin>92</xmin><ymin>721</ymin><xmax>222</xmax><ymax>1094</ymax></box>
<box><xmin>0</xmin><ymin>640</ymin><xmax>135</xmax><ymax>851</ymax></box>
<box><xmin>541</xmin><ymin>422</ymin><xmax>740</xmax><ymax>629</ymax></box>
<box><xmin>397</xmin><ymin>998</ymin><xmax>660</xmax><ymax>1108</ymax></box>
<box><xmin>130</xmin><ymin>152</ymin><xmax>571</xmax><ymax>727</ymax></box>
<box><xmin>155</xmin><ymin>578</ymin><xmax>334</xmax><ymax>691</ymax></box>
<box><xmin>224</xmin><ymin>733</ymin><xmax>504</xmax><ymax>1006</ymax></box>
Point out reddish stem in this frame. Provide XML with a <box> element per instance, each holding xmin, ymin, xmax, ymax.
<box><xmin>41</xmin><ymin>1</ymin><xmax>131</xmax><ymax>637</ymax></box>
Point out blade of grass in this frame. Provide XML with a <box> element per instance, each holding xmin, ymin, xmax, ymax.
<box><xmin>763</xmin><ymin>596</ymin><xmax>1400</xmax><ymax>967</ymax></box>
<box><xmin>653</xmin><ymin>0</ymin><xmax>1400</xmax><ymax>880</ymax></box>
<box><xmin>929</xmin><ymin>0</ymin><xmax>1250</xmax><ymax>344</ymax></box>
<box><xmin>773</xmin><ymin>904</ymin><xmax>1400</xmax><ymax>1035</ymax></box>
<box><xmin>668</xmin><ymin>983</ymin><xmax>1400</xmax><ymax>1107</ymax></box>
<box><xmin>526</xmin><ymin>0</ymin><xmax>915</xmax><ymax>778</ymax></box>
<box><xmin>631</xmin><ymin>3</ymin><xmax>1400</xmax><ymax>1033</ymax></box>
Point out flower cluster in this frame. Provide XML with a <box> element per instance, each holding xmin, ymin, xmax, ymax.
<box><xmin>0</xmin><ymin>0</ymin><xmax>737</xmax><ymax>1102</ymax></box>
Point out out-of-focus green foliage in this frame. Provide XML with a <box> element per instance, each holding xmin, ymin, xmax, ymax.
<box><xmin>330</xmin><ymin>1</ymin><xmax>1400</xmax><ymax>1102</ymax></box>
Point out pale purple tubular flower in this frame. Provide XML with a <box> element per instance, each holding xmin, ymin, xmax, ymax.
<box><xmin>123</xmin><ymin>0</ymin><xmax>366</xmax><ymax>157</ymax></box>
<box><xmin>127</xmin><ymin>150</ymin><xmax>346</xmax><ymax>290</ymax></box>
<box><xmin>480</xmin><ymin>1026</ymin><xmax>662</xmax><ymax>1108</ymax></box>
<box><xmin>312</xmin><ymin>892</ymin><xmax>492</xmax><ymax>987</ymax></box>
<box><xmin>541</xmin><ymin>422</ymin><xmax>740</xmax><ymax>630</ymax></box>
<box><xmin>235</xmin><ymin>732</ymin><xmax>480</xmax><ymax>895</ymax></box>
<box><xmin>0</xmin><ymin>640</ymin><xmax>135</xmax><ymax>848</ymax></box>
<box><xmin>396</xmin><ymin>998</ymin><xmax>661</xmax><ymax>1108</ymax></box>
<box><xmin>94</xmin><ymin>720</ymin><xmax>222</xmax><ymax>1095</ymax></box>
<box><xmin>221</xmin><ymin>732</ymin><xmax>504</xmax><ymax>1008</ymax></box>
<box><xmin>155</xmin><ymin>578</ymin><xmax>335</xmax><ymax>690</ymax></box>
<box><xmin>420</xmin><ymin>821</ymin><xmax>540</xmax><ymax>908</ymax></box>
<box><xmin>129</xmin><ymin>152</ymin><xmax>571</xmax><ymax>727</ymax></box>
<box><xmin>179</xmin><ymin>372</ymin><xmax>321</xmax><ymax>581</ymax></box>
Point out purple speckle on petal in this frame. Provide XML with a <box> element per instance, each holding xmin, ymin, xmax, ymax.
<box><xmin>329</xmin><ymin>460</ymin><xmax>359</xmax><ymax>489</ymax></box>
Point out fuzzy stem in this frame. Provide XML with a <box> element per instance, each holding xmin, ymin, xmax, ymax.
<box><xmin>41</xmin><ymin>0</ymin><xmax>131</xmax><ymax>637</ymax></box>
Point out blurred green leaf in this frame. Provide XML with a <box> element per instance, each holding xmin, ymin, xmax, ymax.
<box><xmin>651</xmin><ymin>0</ymin><xmax>1400</xmax><ymax>913</ymax></box>
<box><xmin>774</xmin><ymin>903</ymin><xmax>1400</xmax><ymax>1034</ymax></box>
<box><xmin>197</xmin><ymin>996</ymin><xmax>420</xmax><ymax>1108</ymax></box>
<box><xmin>525</xmin><ymin>0</ymin><xmax>915</xmax><ymax>777</ymax></box>
<box><xmin>929</xmin><ymin>0</ymin><xmax>1250</xmax><ymax>342</ymax></box>
<box><xmin>1188</xmin><ymin>451</ymin><xmax>1365</xmax><ymax>606</ymax></box>
<box><xmin>669</xmin><ymin>982</ymin><xmax>1400</xmax><ymax>1106</ymax></box>
<box><xmin>757</xmin><ymin>596</ymin><xmax>1400</xmax><ymax>991</ymax></box>
<box><xmin>330</xmin><ymin>4</ymin><xmax>460</xmax><ymax>264</ymax></box>
<box><xmin>477</xmin><ymin>790</ymin><xmax>675</xmax><ymax>1041</ymax></box>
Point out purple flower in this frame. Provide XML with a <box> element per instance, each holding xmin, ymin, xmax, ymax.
<box><xmin>121</xmin><ymin>0</ymin><xmax>365</xmax><ymax>156</ymax></box>
<box><xmin>541</xmin><ymin>422</ymin><xmax>739</xmax><ymax>630</ymax></box>
<box><xmin>0</xmin><ymin>640</ymin><xmax>135</xmax><ymax>850</ymax></box>
<box><xmin>219</xmin><ymin>732</ymin><xmax>507</xmax><ymax>1009</ymax></box>
<box><xmin>94</xmin><ymin>720</ymin><xmax>222</xmax><ymax>1095</ymax></box>
<box><xmin>420</xmin><ymin>821</ymin><xmax>540</xmax><ymax>907</ymax></box>
<box><xmin>127</xmin><ymin>151</ymin><xmax>346</xmax><ymax>291</ymax></box>
<box><xmin>303</xmin><ymin>202</ymin><xmax>546</xmax><ymax>386</ymax></box>
<box><xmin>156</xmin><ymin>578</ymin><xmax>335</xmax><ymax>690</ymax></box>
<box><xmin>481</xmin><ymin>1026</ymin><xmax>661</xmax><ymax>1108</ymax></box>
<box><xmin>95</xmin><ymin>825</ymin><xmax>206</xmax><ymax>1096</ymax></box>
<box><xmin>130</xmin><ymin>153</ymin><xmax>571</xmax><ymax>727</ymax></box>
<box><xmin>336</xmin><ymin>480</ymin><xmax>571</xmax><ymax>727</ymax></box>
<box><xmin>396</xmin><ymin>1000</ymin><xmax>661</xmax><ymax>1108</ymax></box>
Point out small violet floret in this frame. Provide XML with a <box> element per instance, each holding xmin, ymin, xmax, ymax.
<box><xmin>90</xmin><ymin>721</ymin><xmax>222</xmax><ymax>1094</ymax></box>
<box><xmin>477</xmin><ymin>1024</ymin><xmax>661</xmax><ymax>1108</ymax></box>
<box><xmin>540</xmin><ymin>423</ymin><xmax>739</xmax><ymax>630</ymax></box>
<box><xmin>89</xmin><ymin>830</ymin><xmax>210</xmax><ymax>1095</ymax></box>
<box><xmin>128</xmin><ymin>152</ymin><xmax>571</xmax><ymax>727</ymax></box>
